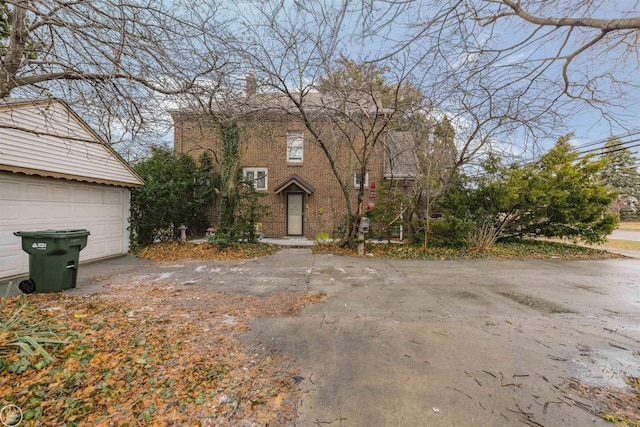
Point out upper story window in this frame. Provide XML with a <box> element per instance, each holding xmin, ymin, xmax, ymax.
<box><xmin>243</xmin><ymin>167</ymin><xmax>268</xmax><ymax>191</ymax></box>
<box><xmin>354</xmin><ymin>170</ymin><xmax>369</xmax><ymax>189</ymax></box>
<box><xmin>287</xmin><ymin>130</ymin><xmax>304</xmax><ymax>163</ymax></box>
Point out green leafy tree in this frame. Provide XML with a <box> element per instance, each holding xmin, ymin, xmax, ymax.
<box><xmin>368</xmin><ymin>181</ymin><xmax>410</xmax><ymax>241</ymax></box>
<box><xmin>130</xmin><ymin>146</ymin><xmax>214</xmax><ymax>247</ymax></box>
<box><xmin>600</xmin><ymin>138</ymin><xmax>640</xmax><ymax>219</ymax></box>
<box><xmin>233</xmin><ymin>184</ymin><xmax>270</xmax><ymax>243</ymax></box>
<box><xmin>529</xmin><ymin>136</ymin><xmax>618</xmax><ymax>243</ymax></box>
<box><xmin>443</xmin><ymin>135</ymin><xmax>618</xmax><ymax>248</ymax></box>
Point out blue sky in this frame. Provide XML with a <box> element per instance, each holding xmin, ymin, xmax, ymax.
<box><xmin>305</xmin><ymin>0</ymin><xmax>640</xmax><ymax>158</ymax></box>
<box><xmin>155</xmin><ymin>1</ymin><xmax>639</xmax><ymax>162</ymax></box>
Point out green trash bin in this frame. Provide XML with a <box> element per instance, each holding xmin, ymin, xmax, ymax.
<box><xmin>13</xmin><ymin>229</ymin><xmax>90</xmax><ymax>293</ymax></box>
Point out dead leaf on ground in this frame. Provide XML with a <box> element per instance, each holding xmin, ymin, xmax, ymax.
<box><xmin>0</xmin><ymin>280</ymin><xmax>325</xmax><ymax>426</ymax></box>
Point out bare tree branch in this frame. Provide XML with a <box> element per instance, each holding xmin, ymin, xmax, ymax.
<box><xmin>362</xmin><ymin>0</ymin><xmax>640</xmax><ymax>146</ymax></box>
<box><xmin>499</xmin><ymin>0</ymin><xmax>640</xmax><ymax>31</ymax></box>
<box><xmin>0</xmin><ymin>0</ymin><xmax>231</xmax><ymax>156</ymax></box>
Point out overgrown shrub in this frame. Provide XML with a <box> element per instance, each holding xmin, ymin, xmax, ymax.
<box><xmin>440</xmin><ymin>135</ymin><xmax>618</xmax><ymax>249</ymax></box>
<box><xmin>130</xmin><ymin>147</ymin><xmax>214</xmax><ymax>248</ymax></box>
<box><xmin>427</xmin><ymin>217</ymin><xmax>474</xmax><ymax>247</ymax></box>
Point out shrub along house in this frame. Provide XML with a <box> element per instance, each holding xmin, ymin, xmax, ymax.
<box><xmin>171</xmin><ymin>76</ymin><xmax>418</xmax><ymax>239</ymax></box>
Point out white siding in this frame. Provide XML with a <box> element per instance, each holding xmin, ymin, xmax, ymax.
<box><xmin>0</xmin><ymin>173</ymin><xmax>131</xmax><ymax>279</ymax></box>
<box><xmin>0</xmin><ymin>101</ymin><xmax>141</xmax><ymax>186</ymax></box>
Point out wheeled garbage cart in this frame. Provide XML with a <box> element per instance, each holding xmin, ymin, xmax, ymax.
<box><xmin>13</xmin><ymin>229</ymin><xmax>90</xmax><ymax>293</ymax></box>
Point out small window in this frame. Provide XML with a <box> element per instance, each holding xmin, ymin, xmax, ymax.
<box><xmin>243</xmin><ymin>167</ymin><xmax>268</xmax><ymax>190</ymax></box>
<box><xmin>287</xmin><ymin>130</ymin><xmax>304</xmax><ymax>163</ymax></box>
<box><xmin>354</xmin><ymin>170</ymin><xmax>369</xmax><ymax>189</ymax></box>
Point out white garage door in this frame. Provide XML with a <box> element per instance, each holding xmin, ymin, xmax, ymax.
<box><xmin>0</xmin><ymin>173</ymin><xmax>131</xmax><ymax>279</ymax></box>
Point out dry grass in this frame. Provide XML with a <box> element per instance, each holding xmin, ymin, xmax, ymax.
<box><xmin>618</xmin><ymin>222</ymin><xmax>640</xmax><ymax>230</ymax></box>
<box><xmin>598</xmin><ymin>239</ymin><xmax>640</xmax><ymax>252</ymax></box>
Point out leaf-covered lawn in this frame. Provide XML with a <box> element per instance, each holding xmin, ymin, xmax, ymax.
<box><xmin>0</xmin><ymin>282</ymin><xmax>324</xmax><ymax>426</ymax></box>
<box><xmin>136</xmin><ymin>242</ymin><xmax>280</xmax><ymax>262</ymax></box>
<box><xmin>313</xmin><ymin>239</ymin><xmax>622</xmax><ymax>260</ymax></box>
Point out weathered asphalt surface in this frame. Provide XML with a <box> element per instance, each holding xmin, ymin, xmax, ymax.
<box><xmin>246</xmin><ymin>251</ymin><xmax>640</xmax><ymax>426</ymax></box>
<box><xmin>3</xmin><ymin>250</ymin><xmax>640</xmax><ymax>426</ymax></box>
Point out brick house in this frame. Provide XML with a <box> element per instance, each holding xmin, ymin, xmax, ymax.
<box><xmin>172</xmin><ymin>79</ymin><xmax>417</xmax><ymax>239</ymax></box>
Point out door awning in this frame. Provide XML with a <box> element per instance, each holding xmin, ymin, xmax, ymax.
<box><xmin>274</xmin><ymin>174</ymin><xmax>315</xmax><ymax>195</ymax></box>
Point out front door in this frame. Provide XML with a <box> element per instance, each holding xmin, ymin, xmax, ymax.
<box><xmin>287</xmin><ymin>193</ymin><xmax>303</xmax><ymax>235</ymax></box>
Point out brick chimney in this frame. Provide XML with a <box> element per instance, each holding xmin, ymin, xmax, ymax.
<box><xmin>246</xmin><ymin>71</ymin><xmax>256</xmax><ymax>97</ymax></box>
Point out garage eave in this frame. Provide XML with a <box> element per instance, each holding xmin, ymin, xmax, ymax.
<box><xmin>0</xmin><ymin>165</ymin><xmax>144</xmax><ymax>188</ymax></box>
<box><xmin>0</xmin><ymin>98</ymin><xmax>145</xmax><ymax>187</ymax></box>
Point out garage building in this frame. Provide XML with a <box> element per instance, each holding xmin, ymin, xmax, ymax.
<box><xmin>0</xmin><ymin>98</ymin><xmax>144</xmax><ymax>280</ymax></box>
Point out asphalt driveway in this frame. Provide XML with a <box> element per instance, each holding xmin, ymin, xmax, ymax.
<box><xmin>3</xmin><ymin>249</ymin><xmax>639</xmax><ymax>426</ymax></box>
<box><xmin>246</xmin><ymin>253</ymin><xmax>640</xmax><ymax>426</ymax></box>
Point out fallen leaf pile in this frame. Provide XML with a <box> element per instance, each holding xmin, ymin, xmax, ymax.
<box><xmin>137</xmin><ymin>242</ymin><xmax>280</xmax><ymax>262</ymax></box>
<box><xmin>566</xmin><ymin>376</ymin><xmax>640</xmax><ymax>427</ymax></box>
<box><xmin>0</xmin><ymin>282</ymin><xmax>325</xmax><ymax>426</ymax></box>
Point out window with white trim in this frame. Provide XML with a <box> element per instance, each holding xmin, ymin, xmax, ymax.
<box><xmin>286</xmin><ymin>130</ymin><xmax>304</xmax><ymax>163</ymax></box>
<box><xmin>243</xmin><ymin>167</ymin><xmax>268</xmax><ymax>191</ymax></box>
<box><xmin>354</xmin><ymin>170</ymin><xmax>369</xmax><ymax>189</ymax></box>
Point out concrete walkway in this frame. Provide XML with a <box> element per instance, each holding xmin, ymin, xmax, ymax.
<box><xmin>262</xmin><ymin>237</ymin><xmax>317</xmax><ymax>247</ymax></box>
<box><xmin>610</xmin><ymin>229</ymin><xmax>640</xmax><ymax>242</ymax></box>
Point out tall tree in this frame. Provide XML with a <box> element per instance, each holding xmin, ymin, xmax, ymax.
<box><xmin>600</xmin><ymin>137</ymin><xmax>640</xmax><ymax>218</ymax></box>
<box><xmin>369</xmin><ymin>1</ymin><xmax>640</xmax><ymax>137</ymax></box>
<box><xmin>412</xmin><ymin>115</ymin><xmax>457</xmax><ymax>247</ymax></box>
<box><xmin>0</xmin><ymin>0</ymin><xmax>228</xmax><ymax>155</ymax></box>
<box><xmin>214</xmin><ymin>121</ymin><xmax>241</xmax><ymax>244</ymax></box>
<box><xmin>600</xmin><ymin>138</ymin><xmax>640</xmax><ymax>199</ymax></box>
<box><xmin>444</xmin><ymin>134</ymin><xmax>618</xmax><ymax>247</ymax></box>
<box><xmin>315</xmin><ymin>57</ymin><xmax>426</xmax><ymax>239</ymax></box>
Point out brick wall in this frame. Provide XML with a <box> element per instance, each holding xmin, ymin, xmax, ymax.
<box><xmin>173</xmin><ymin>111</ymin><xmax>386</xmax><ymax>239</ymax></box>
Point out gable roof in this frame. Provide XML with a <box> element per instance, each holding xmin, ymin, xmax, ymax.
<box><xmin>384</xmin><ymin>132</ymin><xmax>417</xmax><ymax>179</ymax></box>
<box><xmin>274</xmin><ymin>174</ymin><xmax>316</xmax><ymax>195</ymax></box>
<box><xmin>0</xmin><ymin>98</ymin><xmax>144</xmax><ymax>187</ymax></box>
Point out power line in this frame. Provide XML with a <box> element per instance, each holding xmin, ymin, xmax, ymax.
<box><xmin>576</xmin><ymin>139</ymin><xmax>640</xmax><ymax>162</ymax></box>
<box><xmin>520</xmin><ymin>132</ymin><xmax>640</xmax><ymax>167</ymax></box>
<box><xmin>517</xmin><ymin>137</ymin><xmax>640</xmax><ymax>166</ymax></box>
<box><xmin>574</xmin><ymin>137</ymin><xmax>640</xmax><ymax>157</ymax></box>
<box><xmin>571</xmin><ymin>129</ymin><xmax>640</xmax><ymax>151</ymax></box>
<box><xmin>599</xmin><ymin>140</ymin><xmax>640</xmax><ymax>156</ymax></box>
